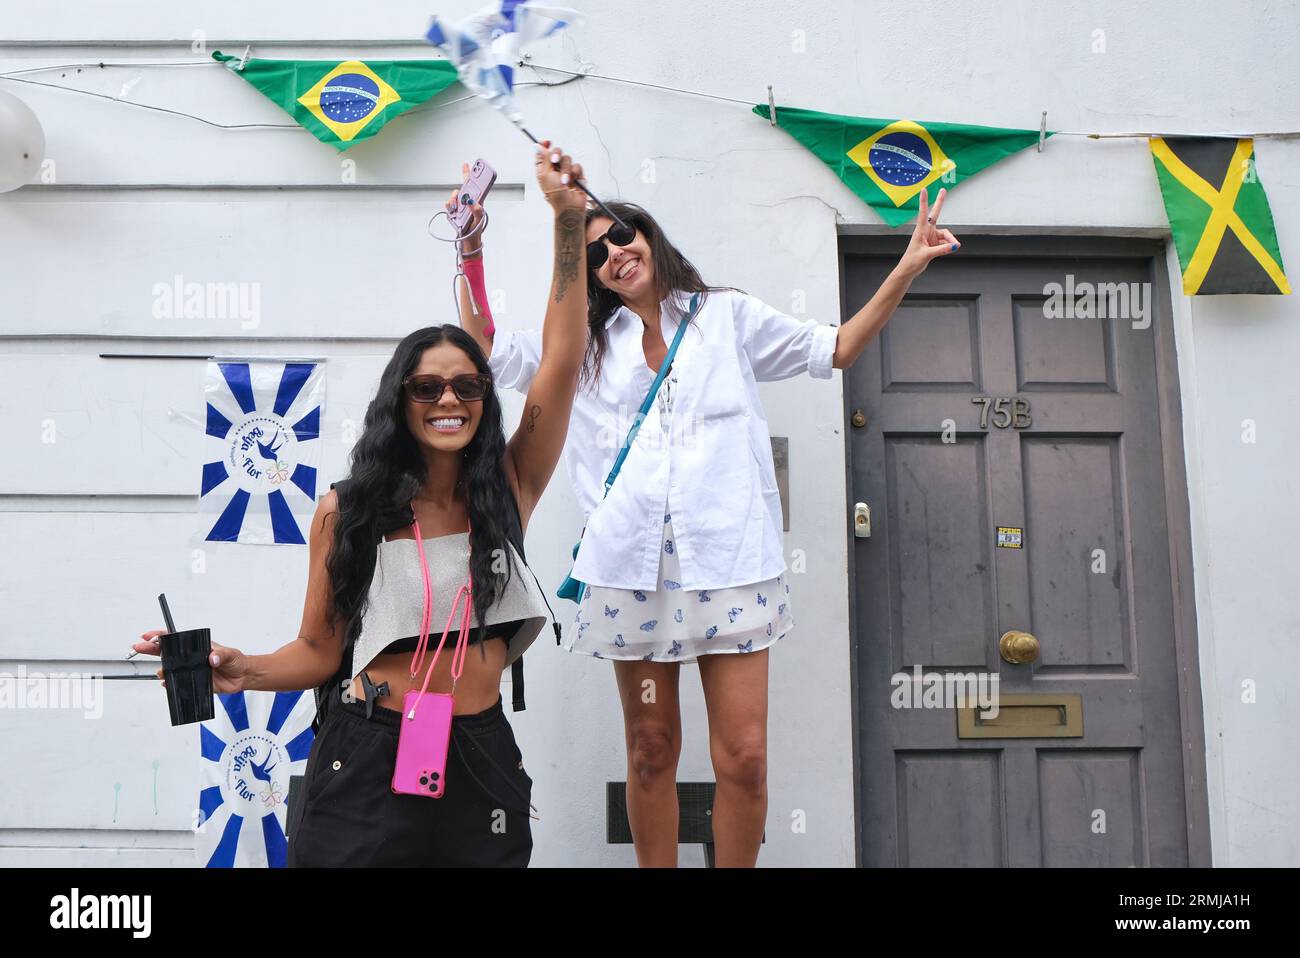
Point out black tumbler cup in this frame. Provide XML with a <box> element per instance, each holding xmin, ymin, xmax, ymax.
<box><xmin>159</xmin><ymin>627</ymin><xmax>215</xmax><ymax>725</ymax></box>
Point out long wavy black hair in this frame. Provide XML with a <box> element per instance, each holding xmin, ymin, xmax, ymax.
<box><xmin>583</xmin><ymin>201</ymin><xmax>714</xmax><ymax>388</ymax></box>
<box><xmin>323</xmin><ymin>324</ymin><xmax>517</xmax><ymax>665</ymax></box>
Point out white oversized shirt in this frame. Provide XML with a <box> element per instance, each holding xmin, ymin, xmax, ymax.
<box><xmin>490</xmin><ymin>287</ymin><xmax>838</xmax><ymax>591</ymax></box>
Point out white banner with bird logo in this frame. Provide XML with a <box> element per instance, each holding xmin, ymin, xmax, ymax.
<box><xmin>196</xmin><ymin>690</ymin><xmax>317</xmax><ymax>867</ymax></box>
<box><xmin>199</xmin><ymin>358</ymin><xmax>325</xmax><ymax>545</ymax></box>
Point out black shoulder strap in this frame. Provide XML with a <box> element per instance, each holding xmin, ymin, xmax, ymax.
<box><xmin>500</xmin><ymin>486</ymin><xmax>564</xmax><ymax>713</ymax></box>
<box><xmin>503</xmin><ymin>489</ymin><xmax>529</xmax><ymax>712</ymax></box>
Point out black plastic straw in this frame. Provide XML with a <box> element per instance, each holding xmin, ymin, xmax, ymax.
<box><xmin>158</xmin><ymin>593</ymin><xmax>177</xmax><ymax>634</ymax></box>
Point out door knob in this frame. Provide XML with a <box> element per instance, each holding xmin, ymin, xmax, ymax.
<box><xmin>999</xmin><ymin>630</ymin><xmax>1039</xmax><ymax>664</ymax></box>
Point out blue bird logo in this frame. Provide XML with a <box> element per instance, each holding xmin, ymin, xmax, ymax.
<box><xmin>255</xmin><ymin>431</ymin><xmax>285</xmax><ymax>463</ymax></box>
<box><xmin>249</xmin><ymin>748</ymin><xmax>277</xmax><ymax>783</ymax></box>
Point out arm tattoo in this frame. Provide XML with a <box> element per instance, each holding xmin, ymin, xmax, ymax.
<box><xmin>553</xmin><ymin>209</ymin><xmax>583</xmax><ymax>304</ymax></box>
<box><xmin>526</xmin><ymin>404</ymin><xmax>541</xmax><ymax>432</ymax></box>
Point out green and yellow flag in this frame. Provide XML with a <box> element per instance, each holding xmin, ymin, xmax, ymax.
<box><xmin>1149</xmin><ymin>136</ymin><xmax>1289</xmax><ymax>295</ymax></box>
<box><xmin>212</xmin><ymin>51</ymin><xmax>458</xmax><ymax>150</ymax></box>
<box><xmin>753</xmin><ymin>104</ymin><xmax>1047</xmax><ymax>227</ymax></box>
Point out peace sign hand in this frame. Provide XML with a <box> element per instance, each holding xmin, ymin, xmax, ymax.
<box><xmin>898</xmin><ymin>187</ymin><xmax>960</xmax><ymax>279</ymax></box>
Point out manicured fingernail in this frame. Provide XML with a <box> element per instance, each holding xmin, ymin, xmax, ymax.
<box><xmin>951</xmin><ymin>243</ymin><xmax>958</xmax><ymax>251</ymax></box>
<box><xmin>561</xmin><ymin>173</ymin><xmax>570</xmax><ymax>184</ymax></box>
<box><xmin>210</xmin><ymin>654</ymin><xmax>219</xmax><ymax>667</ymax></box>
<box><xmin>550</xmin><ymin>153</ymin><xmax>559</xmax><ymax>163</ymax></box>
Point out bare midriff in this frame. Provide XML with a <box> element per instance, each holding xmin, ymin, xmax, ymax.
<box><xmin>350</xmin><ymin>635</ymin><xmax>508</xmax><ymax>715</ymax></box>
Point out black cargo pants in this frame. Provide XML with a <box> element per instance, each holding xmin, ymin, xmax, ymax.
<box><xmin>287</xmin><ymin>692</ymin><xmax>534</xmax><ymax>867</ymax></box>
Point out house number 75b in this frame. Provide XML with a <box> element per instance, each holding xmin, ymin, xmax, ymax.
<box><xmin>972</xmin><ymin>396</ymin><xmax>1032</xmax><ymax>429</ymax></box>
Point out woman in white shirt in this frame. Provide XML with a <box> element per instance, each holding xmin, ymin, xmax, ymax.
<box><xmin>463</xmin><ymin>184</ymin><xmax>958</xmax><ymax>866</ymax></box>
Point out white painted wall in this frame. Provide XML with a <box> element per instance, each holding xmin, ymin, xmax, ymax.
<box><xmin>1</xmin><ymin>0</ymin><xmax>1296</xmax><ymax>867</ymax></box>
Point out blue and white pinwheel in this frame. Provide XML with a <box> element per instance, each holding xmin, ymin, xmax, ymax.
<box><xmin>426</xmin><ymin>1</ymin><xmax>581</xmax><ymax>125</ymax></box>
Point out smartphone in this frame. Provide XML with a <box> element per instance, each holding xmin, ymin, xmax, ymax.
<box><xmin>391</xmin><ymin>689</ymin><xmax>455</xmax><ymax>798</ymax></box>
<box><xmin>450</xmin><ymin>158</ymin><xmax>497</xmax><ymax>235</ymax></box>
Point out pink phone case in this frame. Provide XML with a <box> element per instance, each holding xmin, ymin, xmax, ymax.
<box><xmin>391</xmin><ymin>689</ymin><xmax>455</xmax><ymax>798</ymax></box>
<box><xmin>450</xmin><ymin>158</ymin><xmax>497</xmax><ymax>234</ymax></box>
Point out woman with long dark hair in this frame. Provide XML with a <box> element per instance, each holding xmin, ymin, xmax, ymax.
<box><xmin>464</xmin><ymin>189</ymin><xmax>959</xmax><ymax>866</ymax></box>
<box><xmin>132</xmin><ymin>141</ymin><xmax>591</xmax><ymax>866</ymax></box>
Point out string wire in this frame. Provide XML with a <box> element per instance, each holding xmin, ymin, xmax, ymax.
<box><xmin>1</xmin><ymin>56</ymin><xmax>1296</xmax><ymax>140</ymax></box>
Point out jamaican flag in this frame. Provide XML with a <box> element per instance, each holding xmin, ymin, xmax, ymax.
<box><xmin>1149</xmin><ymin>136</ymin><xmax>1289</xmax><ymax>295</ymax></box>
<box><xmin>754</xmin><ymin>104</ymin><xmax>1046</xmax><ymax>227</ymax></box>
<box><xmin>212</xmin><ymin>51</ymin><xmax>458</xmax><ymax>150</ymax></box>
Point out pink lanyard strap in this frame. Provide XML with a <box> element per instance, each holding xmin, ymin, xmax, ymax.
<box><xmin>407</xmin><ymin>510</ymin><xmax>475</xmax><ymax>711</ymax></box>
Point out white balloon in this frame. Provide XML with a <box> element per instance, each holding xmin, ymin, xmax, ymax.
<box><xmin>0</xmin><ymin>89</ymin><xmax>45</xmax><ymax>193</ymax></box>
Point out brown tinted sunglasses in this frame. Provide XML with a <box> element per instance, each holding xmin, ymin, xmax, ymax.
<box><xmin>402</xmin><ymin>373</ymin><xmax>492</xmax><ymax>403</ymax></box>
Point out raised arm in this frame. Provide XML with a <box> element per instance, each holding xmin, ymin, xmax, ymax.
<box><xmin>445</xmin><ymin>163</ymin><xmax>494</xmax><ymax>359</ymax></box>
<box><xmin>739</xmin><ymin>189</ymin><xmax>960</xmax><ymax>382</ymax></box>
<box><xmin>505</xmin><ymin>140</ymin><xmax>589</xmax><ymax>523</ymax></box>
<box><xmin>831</xmin><ymin>187</ymin><xmax>960</xmax><ymax>368</ymax></box>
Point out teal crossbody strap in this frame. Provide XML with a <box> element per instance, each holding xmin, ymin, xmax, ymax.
<box><xmin>557</xmin><ymin>292</ymin><xmax>701</xmax><ymax>603</ymax></box>
<box><xmin>602</xmin><ymin>292</ymin><xmax>698</xmax><ymax>494</ymax></box>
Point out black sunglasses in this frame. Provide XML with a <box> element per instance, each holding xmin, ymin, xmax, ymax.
<box><xmin>587</xmin><ymin>221</ymin><xmax>637</xmax><ymax>271</ymax></box>
<box><xmin>402</xmin><ymin>373</ymin><xmax>492</xmax><ymax>403</ymax></box>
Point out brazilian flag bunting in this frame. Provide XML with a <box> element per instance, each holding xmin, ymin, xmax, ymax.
<box><xmin>212</xmin><ymin>51</ymin><xmax>458</xmax><ymax>150</ymax></box>
<box><xmin>1149</xmin><ymin>136</ymin><xmax>1289</xmax><ymax>295</ymax></box>
<box><xmin>754</xmin><ymin>104</ymin><xmax>1048</xmax><ymax>227</ymax></box>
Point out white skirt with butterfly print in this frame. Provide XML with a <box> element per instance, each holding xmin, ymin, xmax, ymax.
<box><xmin>564</xmin><ymin>514</ymin><xmax>794</xmax><ymax>663</ymax></box>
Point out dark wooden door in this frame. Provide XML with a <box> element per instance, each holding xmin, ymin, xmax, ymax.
<box><xmin>844</xmin><ymin>235</ymin><xmax>1208</xmax><ymax>867</ymax></box>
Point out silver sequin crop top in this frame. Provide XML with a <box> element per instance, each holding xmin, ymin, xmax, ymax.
<box><xmin>349</xmin><ymin>532</ymin><xmax>551</xmax><ymax>680</ymax></box>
